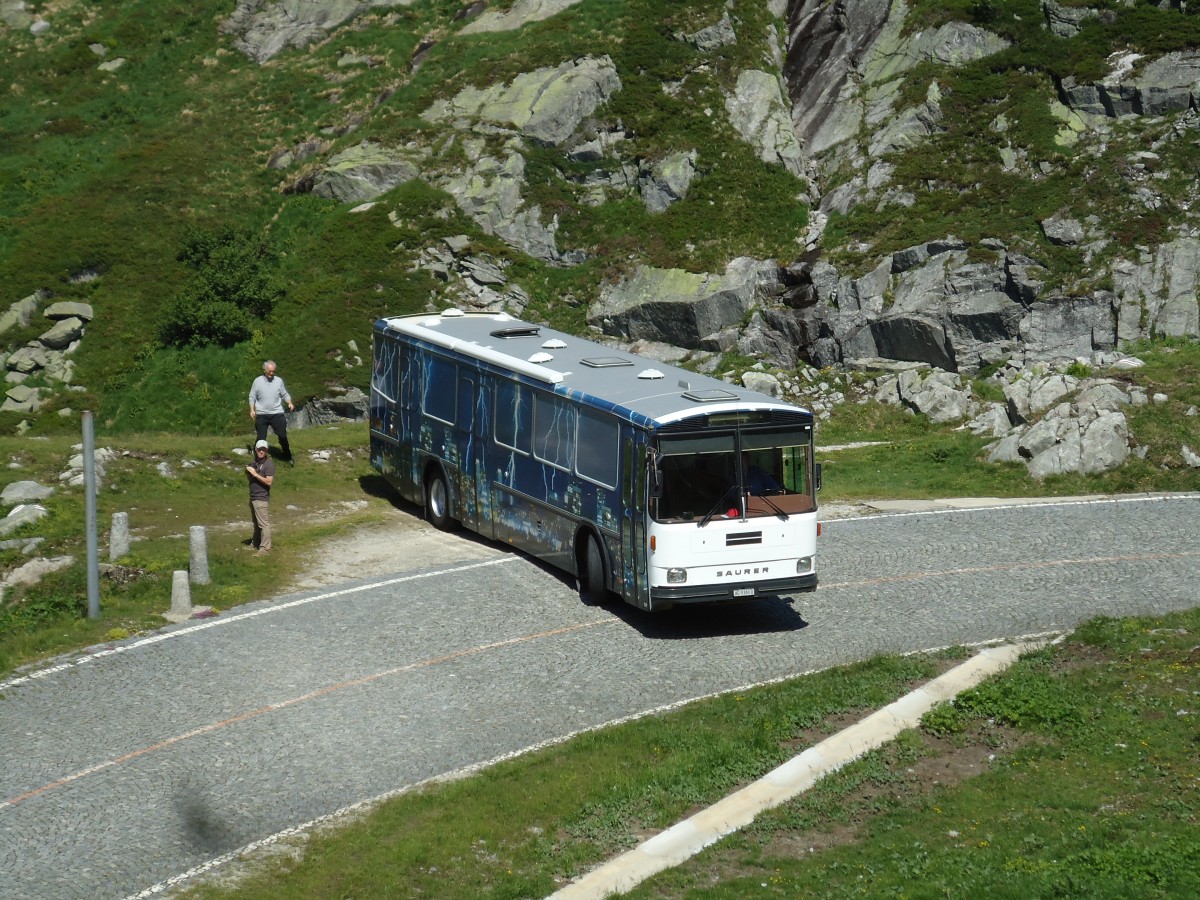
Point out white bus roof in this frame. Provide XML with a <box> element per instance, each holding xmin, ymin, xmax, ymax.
<box><xmin>376</xmin><ymin>310</ymin><xmax>813</xmax><ymax>428</ymax></box>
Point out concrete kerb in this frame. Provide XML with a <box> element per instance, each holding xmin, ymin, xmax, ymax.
<box><xmin>549</xmin><ymin>639</ymin><xmax>1048</xmax><ymax>900</ymax></box>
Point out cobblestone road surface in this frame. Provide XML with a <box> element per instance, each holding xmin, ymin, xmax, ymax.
<box><xmin>1</xmin><ymin>495</ymin><xmax>1198</xmax><ymax>899</ymax></box>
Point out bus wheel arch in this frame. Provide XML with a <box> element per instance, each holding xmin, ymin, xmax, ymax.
<box><xmin>423</xmin><ymin>462</ymin><xmax>458</xmax><ymax>532</ymax></box>
<box><xmin>576</xmin><ymin>529</ymin><xmax>609</xmax><ymax>605</ymax></box>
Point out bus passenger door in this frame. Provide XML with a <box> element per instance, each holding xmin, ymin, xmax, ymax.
<box><xmin>621</xmin><ymin>434</ymin><xmax>650</xmax><ymax>609</ymax></box>
<box><xmin>457</xmin><ymin>374</ymin><xmax>481</xmax><ymax>531</ymax></box>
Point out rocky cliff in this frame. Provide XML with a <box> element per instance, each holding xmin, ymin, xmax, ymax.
<box><xmin>223</xmin><ymin>0</ymin><xmax>1200</xmax><ymax>372</ymax></box>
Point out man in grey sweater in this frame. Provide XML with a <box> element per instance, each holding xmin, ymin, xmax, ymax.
<box><xmin>248</xmin><ymin>359</ymin><xmax>295</xmax><ymax>465</ymax></box>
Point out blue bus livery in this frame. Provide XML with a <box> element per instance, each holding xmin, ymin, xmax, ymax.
<box><xmin>370</xmin><ymin>309</ymin><xmax>820</xmax><ymax>611</ymax></box>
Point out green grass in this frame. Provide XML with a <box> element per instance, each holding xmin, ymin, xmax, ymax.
<box><xmin>172</xmin><ymin>608</ymin><xmax>1200</xmax><ymax>898</ymax></box>
<box><xmin>628</xmin><ymin>612</ymin><xmax>1200</xmax><ymax>898</ymax></box>
<box><xmin>0</xmin><ymin>423</ymin><xmax>393</xmax><ymax>675</ymax></box>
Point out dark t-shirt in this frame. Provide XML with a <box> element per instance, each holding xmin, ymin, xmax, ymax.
<box><xmin>248</xmin><ymin>456</ymin><xmax>274</xmax><ymax>501</ymax></box>
<box><xmin>746</xmin><ymin>464</ymin><xmax>782</xmax><ymax>495</ymax></box>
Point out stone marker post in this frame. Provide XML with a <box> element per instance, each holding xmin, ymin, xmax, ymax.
<box><xmin>165</xmin><ymin>570</ymin><xmax>192</xmax><ymax>623</ymax></box>
<box><xmin>110</xmin><ymin>512</ymin><xmax>130</xmax><ymax>561</ymax></box>
<box><xmin>163</xmin><ymin>568</ymin><xmax>213</xmax><ymax>624</ymax></box>
<box><xmin>189</xmin><ymin>525</ymin><xmax>211</xmax><ymax>585</ymax></box>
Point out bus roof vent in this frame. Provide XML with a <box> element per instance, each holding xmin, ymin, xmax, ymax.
<box><xmin>683</xmin><ymin>389</ymin><xmax>740</xmax><ymax>402</ymax></box>
<box><xmin>637</xmin><ymin>368</ymin><xmax>665</xmax><ymax>380</ymax></box>
<box><xmin>421</xmin><ymin>317</ymin><xmax>442</xmax><ymax>327</ymax></box>
<box><xmin>541</xmin><ymin>339</ymin><xmax>567</xmax><ymax>349</ymax></box>
<box><xmin>581</xmin><ymin>357</ymin><xmax>634</xmax><ymax>368</ymax></box>
<box><xmin>441</xmin><ymin>308</ymin><xmax>465</xmax><ymax>317</ymax></box>
<box><xmin>490</xmin><ymin>325</ymin><xmax>541</xmax><ymax>339</ymax></box>
<box><xmin>528</xmin><ymin>352</ymin><xmax>554</xmax><ymax>364</ymax></box>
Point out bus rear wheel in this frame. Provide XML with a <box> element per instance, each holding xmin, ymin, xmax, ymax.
<box><xmin>581</xmin><ymin>533</ymin><xmax>608</xmax><ymax>605</ymax></box>
<box><xmin>425</xmin><ymin>470</ymin><xmax>457</xmax><ymax>531</ymax></box>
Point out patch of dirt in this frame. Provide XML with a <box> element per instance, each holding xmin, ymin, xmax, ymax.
<box><xmin>816</xmin><ymin>501</ymin><xmax>879</xmax><ymax>520</ymax></box>
<box><xmin>288</xmin><ymin>502</ymin><xmax>506</xmax><ymax>591</ymax></box>
<box><xmin>760</xmin><ymin>722</ymin><xmax>1036</xmax><ymax>860</ymax></box>
<box><xmin>98</xmin><ymin>563</ymin><xmax>155</xmax><ymax>587</ymax></box>
<box><xmin>1047</xmin><ymin>638</ymin><xmax>1112</xmax><ymax>674</ymax></box>
<box><xmin>782</xmin><ymin>709</ymin><xmax>868</xmax><ymax>752</ymax></box>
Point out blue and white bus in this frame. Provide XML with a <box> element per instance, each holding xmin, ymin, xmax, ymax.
<box><xmin>370</xmin><ymin>309</ymin><xmax>820</xmax><ymax>611</ymax></box>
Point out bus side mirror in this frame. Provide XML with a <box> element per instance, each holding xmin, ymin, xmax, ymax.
<box><xmin>814</xmin><ymin>463</ymin><xmax>823</xmax><ymax>492</ymax></box>
<box><xmin>649</xmin><ymin>467</ymin><xmax>663</xmax><ymax>498</ymax></box>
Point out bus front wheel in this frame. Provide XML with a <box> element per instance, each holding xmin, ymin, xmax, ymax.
<box><xmin>581</xmin><ymin>534</ymin><xmax>608</xmax><ymax>605</ymax></box>
<box><xmin>425</xmin><ymin>470</ymin><xmax>457</xmax><ymax>531</ymax></box>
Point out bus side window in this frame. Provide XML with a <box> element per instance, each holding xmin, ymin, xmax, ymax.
<box><xmin>494</xmin><ymin>380</ymin><xmax>530</xmax><ymax>453</ymax></box>
<box><xmin>782</xmin><ymin>446</ymin><xmax>809</xmax><ymax>494</ymax></box>
<box><xmin>576</xmin><ymin>408</ymin><xmax>618</xmax><ymax>487</ymax></box>
<box><xmin>622</xmin><ymin>439</ymin><xmax>634</xmax><ymax>508</ymax></box>
<box><xmin>458</xmin><ymin>376</ymin><xmax>475</xmax><ymax>434</ymax></box>
<box><xmin>635</xmin><ymin>443</ymin><xmax>647</xmax><ymax>509</ymax></box>
<box><xmin>533</xmin><ymin>393</ymin><xmax>575</xmax><ymax>470</ymax></box>
<box><xmin>399</xmin><ymin>345</ymin><xmax>415</xmax><ymax>410</ymax></box>
<box><xmin>424</xmin><ymin>357</ymin><xmax>456</xmax><ymax>424</ymax></box>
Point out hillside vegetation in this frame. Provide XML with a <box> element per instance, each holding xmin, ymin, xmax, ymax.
<box><xmin>2</xmin><ymin>0</ymin><xmax>1199</xmax><ymax>436</ymax></box>
<box><xmin>1</xmin><ymin>0</ymin><xmax>805</xmax><ymax>432</ymax></box>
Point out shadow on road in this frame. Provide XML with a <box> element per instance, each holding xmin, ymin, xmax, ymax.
<box><xmin>524</xmin><ymin>555</ymin><xmax>810</xmax><ymax>638</ymax></box>
<box><xmin>359</xmin><ymin>473</ymin><xmax>414</xmax><ymax>507</ymax></box>
<box><xmin>355</xmin><ymin>474</ymin><xmax>518</xmax><ymax>552</ymax></box>
<box><xmin>610</xmin><ymin>596</ymin><xmax>809</xmax><ymax>639</ymax></box>
<box><xmin>360</xmin><ymin>473</ymin><xmax>812</xmax><ymax>638</ymax></box>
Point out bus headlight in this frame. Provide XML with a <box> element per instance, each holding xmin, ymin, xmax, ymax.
<box><xmin>797</xmin><ymin>556</ymin><xmax>813</xmax><ymax>575</ymax></box>
<box><xmin>667</xmin><ymin>568</ymin><xmax>687</xmax><ymax>584</ymax></box>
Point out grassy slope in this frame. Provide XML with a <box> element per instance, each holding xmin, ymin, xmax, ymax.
<box><xmin>0</xmin><ymin>0</ymin><xmax>810</xmax><ymax>435</ymax></box>
<box><xmin>177</xmin><ymin>610</ymin><xmax>1200</xmax><ymax>899</ymax></box>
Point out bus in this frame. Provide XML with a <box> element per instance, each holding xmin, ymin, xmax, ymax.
<box><xmin>369</xmin><ymin>309</ymin><xmax>820</xmax><ymax>611</ymax></box>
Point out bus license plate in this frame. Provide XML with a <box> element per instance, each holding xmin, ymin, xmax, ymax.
<box><xmin>733</xmin><ymin>588</ymin><xmax>755</xmax><ymax>597</ymax></box>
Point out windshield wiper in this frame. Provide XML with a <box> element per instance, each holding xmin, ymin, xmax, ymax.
<box><xmin>698</xmin><ymin>484</ymin><xmax>739</xmax><ymax>528</ymax></box>
<box><xmin>752</xmin><ymin>491</ymin><xmax>790</xmax><ymax>521</ymax></box>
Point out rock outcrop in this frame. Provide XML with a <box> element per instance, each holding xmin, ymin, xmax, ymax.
<box><xmin>2</xmin><ymin>296</ymin><xmax>91</xmax><ymax>410</ymax></box>
<box><xmin>221</xmin><ymin>0</ymin><xmax>417</xmax><ymax>64</ymax></box>
<box><xmin>783</xmin><ymin>0</ymin><xmax>1009</xmax><ymax>206</ymax></box>
<box><xmin>422</xmin><ymin>56</ymin><xmax>621</xmax><ymax>147</ymax></box>
<box><xmin>982</xmin><ymin>374</ymin><xmax>1134</xmax><ymax>478</ymax></box>
<box><xmin>1059</xmin><ymin>51</ymin><xmax>1200</xmax><ymax>119</ymax></box>
<box><xmin>310</xmin><ymin>142</ymin><xmax>423</xmax><ymax>204</ymax></box>
<box><xmin>587</xmin><ymin>258</ymin><xmax>782</xmax><ymax>350</ymax></box>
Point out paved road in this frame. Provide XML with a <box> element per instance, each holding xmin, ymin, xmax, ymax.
<box><xmin>2</xmin><ymin>495</ymin><xmax>1198</xmax><ymax>899</ymax></box>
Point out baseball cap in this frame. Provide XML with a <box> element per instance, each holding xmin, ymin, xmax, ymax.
<box><xmin>255</xmin><ymin>440</ymin><xmax>269</xmax><ymax>450</ymax></box>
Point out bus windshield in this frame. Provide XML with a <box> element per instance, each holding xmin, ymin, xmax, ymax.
<box><xmin>652</xmin><ymin>431</ymin><xmax>814</xmax><ymax>523</ymax></box>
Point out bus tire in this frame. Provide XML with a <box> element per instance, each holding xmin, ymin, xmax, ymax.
<box><xmin>581</xmin><ymin>533</ymin><xmax>607</xmax><ymax>605</ymax></box>
<box><xmin>425</xmin><ymin>469</ymin><xmax>457</xmax><ymax>532</ymax></box>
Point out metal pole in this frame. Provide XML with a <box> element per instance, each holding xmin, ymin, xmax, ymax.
<box><xmin>82</xmin><ymin>410</ymin><xmax>100</xmax><ymax>619</ymax></box>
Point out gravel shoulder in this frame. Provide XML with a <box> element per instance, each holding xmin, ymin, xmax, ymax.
<box><xmin>287</xmin><ymin>503</ymin><xmax>507</xmax><ymax>591</ymax></box>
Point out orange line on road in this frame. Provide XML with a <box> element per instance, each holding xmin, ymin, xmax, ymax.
<box><xmin>1</xmin><ymin>618</ymin><xmax>616</xmax><ymax>811</ymax></box>
<box><xmin>820</xmin><ymin>550</ymin><xmax>1200</xmax><ymax>590</ymax></box>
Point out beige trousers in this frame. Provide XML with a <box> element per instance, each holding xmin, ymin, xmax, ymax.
<box><xmin>250</xmin><ymin>499</ymin><xmax>271</xmax><ymax>551</ymax></box>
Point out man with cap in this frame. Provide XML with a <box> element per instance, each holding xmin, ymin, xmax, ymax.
<box><xmin>246</xmin><ymin>439</ymin><xmax>275</xmax><ymax>554</ymax></box>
